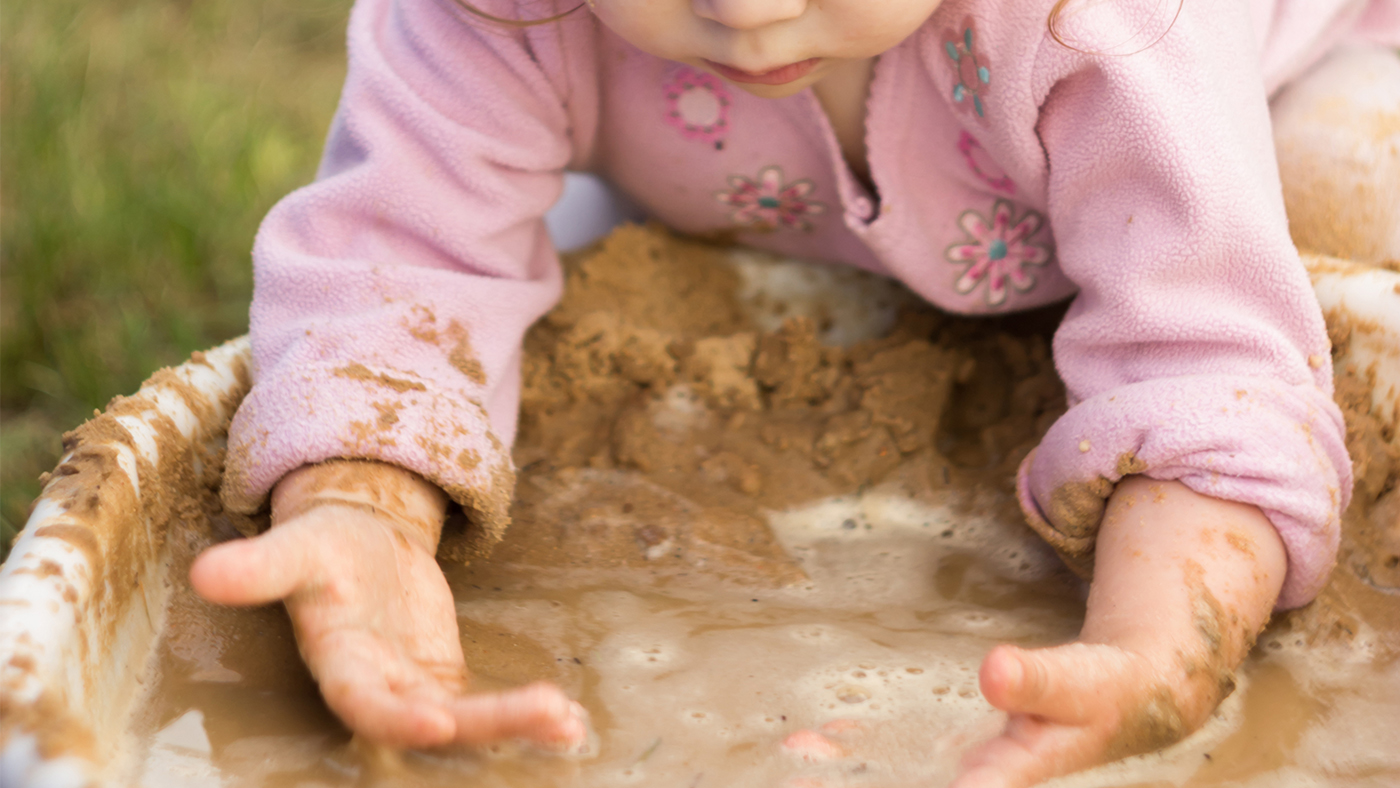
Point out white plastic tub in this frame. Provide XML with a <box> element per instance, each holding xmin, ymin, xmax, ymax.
<box><xmin>1</xmin><ymin>339</ymin><xmax>252</xmax><ymax>787</ymax></box>
<box><xmin>1</xmin><ymin>255</ymin><xmax>1397</xmax><ymax>787</ymax></box>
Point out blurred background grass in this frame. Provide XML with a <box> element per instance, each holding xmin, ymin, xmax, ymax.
<box><xmin>1</xmin><ymin>0</ymin><xmax>354</xmax><ymax>561</ymax></box>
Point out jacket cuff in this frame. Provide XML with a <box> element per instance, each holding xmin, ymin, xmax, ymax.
<box><xmin>1017</xmin><ymin>374</ymin><xmax>1350</xmax><ymax>609</ymax></box>
<box><xmin>221</xmin><ymin>360</ymin><xmax>514</xmax><ymax>557</ymax></box>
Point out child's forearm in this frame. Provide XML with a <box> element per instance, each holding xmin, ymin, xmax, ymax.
<box><xmin>271</xmin><ymin>460</ymin><xmax>449</xmax><ymax>553</ymax></box>
<box><xmin>1085</xmin><ymin>476</ymin><xmax>1286</xmax><ymax>723</ymax></box>
<box><xmin>958</xmin><ymin>477</ymin><xmax>1289</xmax><ymax>787</ymax></box>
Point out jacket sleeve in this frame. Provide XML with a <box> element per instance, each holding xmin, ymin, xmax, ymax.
<box><xmin>222</xmin><ymin>0</ymin><xmax>592</xmax><ymax>551</ymax></box>
<box><xmin>1014</xmin><ymin>0</ymin><xmax>1351</xmax><ymax>608</ymax></box>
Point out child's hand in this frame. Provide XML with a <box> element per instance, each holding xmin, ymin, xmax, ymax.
<box><xmin>951</xmin><ymin>642</ymin><xmax>1172</xmax><ymax>788</ymax></box>
<box><xmin>951</xmin><ymin>477</ymin><xmax>1286</xmax><ymax>788</ymax></box>
<box><xmin>190</xmin><ymin>461</ymin><xmax>588</xmax><ymax>750</ymax></box>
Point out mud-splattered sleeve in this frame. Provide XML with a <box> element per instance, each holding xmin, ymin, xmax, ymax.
<box><xmin>222</xmin><ymin>0</ymin><xmax>594</xmax><ymax>552</ymax></box>
<box><xmin>1013</xmin><ymin>1</ymin><xmax>1351</xmax><ymax>608</ymax></box>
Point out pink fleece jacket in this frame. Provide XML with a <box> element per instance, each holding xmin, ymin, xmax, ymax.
<box><xmin>223</xmin><ymin>0</ymin><xmax>1399</xmax><ymax>608</ymax></box>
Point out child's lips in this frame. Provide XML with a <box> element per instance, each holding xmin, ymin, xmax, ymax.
<box><xmin>703</xmin><ymin>57</ymin><xmax>822</xmax><ymax>85</ymax></box>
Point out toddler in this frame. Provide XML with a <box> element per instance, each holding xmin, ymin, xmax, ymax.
<box><xmin>189</xmin><ymin>0</ymin><xmax>1400</xmax><ymax>784</ymax></box>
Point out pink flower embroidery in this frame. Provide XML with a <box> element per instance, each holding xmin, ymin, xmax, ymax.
<box><xmin>945</xmin><ymin>199</ymin><xmax>1050</xmax><ymax>305</ymax></box>
<box><xmin>664</xmin><ymin>67</ymin><xmax>732</xmax><ymax>148</ymax></box>
<box><xmin>957</xmin><ymin>131</ymin><xmax>1015</xmax><ymax>194</ymax></box>
<box><xmin>715</xmin><ymin>166</ymin><xmax>826</xmax><ymax>232</ymax></box>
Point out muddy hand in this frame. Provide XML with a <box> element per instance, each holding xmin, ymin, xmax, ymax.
<box><xmin>951</xmin><ymin>478</ymin><xmax>1286</xmax><ymax>788</ymax></box>
<box><xmin>189</xmin><ymin>461</ymin><xmax>588</xmax><ymax>750</ymax></box>
<box><xmin>952</xmin><ymin>642</ymin><xmax>1173</xmax><ymax>788</ymax></box>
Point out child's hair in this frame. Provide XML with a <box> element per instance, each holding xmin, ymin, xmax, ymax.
<box><xmin>1047</xmin><ymin>0</ymin><xmax>1184</xmax><ymax>54</ymax></box>
<box><xmin>449</xmin><ymin>0</ymin><xmax>584</xmax><ymax>27</ymax></box>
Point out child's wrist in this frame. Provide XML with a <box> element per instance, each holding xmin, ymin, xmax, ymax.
<box><xmin>270</xmin><ymin>459</ymin><xmax>449</xmax><ymax>552</ymax></box>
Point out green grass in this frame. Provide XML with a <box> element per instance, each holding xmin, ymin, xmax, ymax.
<box><xmin>1</xmin><ymin>0</ymin><xmax>353</xmax><ymax>561</ymax></box>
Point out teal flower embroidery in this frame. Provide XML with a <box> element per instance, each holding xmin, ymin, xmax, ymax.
<box><xmin>945</xmin><ymin>199</ymin><xmax>1050</xmax><ymax>305</ymax></box>
<box><xmin>715</xmin><ymin>166</ymin><xmax>826</xmax><ymax>232</ymax></box>
<box><xmin>944</xmin><ymin>23</ymin><xmax>992</xmax><ymax>119</ymax></box>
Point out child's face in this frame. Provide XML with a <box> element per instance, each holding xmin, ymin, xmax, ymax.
<box><xmin>591</xmin><ymin>0</ymin><xmax>946</xmax><ymax>97</ymax></box>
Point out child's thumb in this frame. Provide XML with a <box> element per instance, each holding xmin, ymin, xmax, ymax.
<box><xmin>189</xmin><ymin>529</ymin><xmax>307</xmax><ymax>606</ymax></box>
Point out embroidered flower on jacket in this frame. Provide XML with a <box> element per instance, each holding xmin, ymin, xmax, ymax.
<box><xmin>665</xmin><ymin>67</ymin><xmax>732</xmax><ymax>148</ymax></box>
<box><xmin>943</xmin><ymin>23</ymin><xmax>991</xmax><ymax>119</ymax></box>
<box><xmin>945</xmin><ymin>199</ymin><xmax>1050</xmax><ymax>305</ymax></box>
<box><xmin>715</xmin><ymin>166</ymin><xmax>826</xmax><ymax>231</ymax></box>
<box><xmin>957</xmin><ymin>131</ymin><xmax>1015</xmax><ymax>194</ymax></box>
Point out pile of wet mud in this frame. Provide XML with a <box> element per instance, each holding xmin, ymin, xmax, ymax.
<box><xmin>501</xmin><ymin>225</ymin><xmax>1067</xmax><ymax>583</ymax></box>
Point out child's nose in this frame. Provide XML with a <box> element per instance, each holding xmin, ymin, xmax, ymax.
<box><xmin>692</xmin><ymin>0</ymin><xmax>806</xmax><ymax>31</ymax></box>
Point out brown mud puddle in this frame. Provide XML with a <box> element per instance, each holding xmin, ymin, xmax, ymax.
<box><xmin>129</xmin><ymin>226</ymin><xmax>1399</xmax><ymax>787</ymax></box>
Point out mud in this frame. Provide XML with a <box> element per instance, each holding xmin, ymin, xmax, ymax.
<box><xmin>106</xmin><ymin>226</ymin><xmax>1400</xmax><ymax>784</ymax></box>
<box><xmin>1279</xmin><ymin>304</ymin><xmax>1400</xmax><ymax>651</ymax></box>
<box><xmin>1103</xmin><ymin>686</ymin><xmax>1187</xmax><ymax>765</ymax></box>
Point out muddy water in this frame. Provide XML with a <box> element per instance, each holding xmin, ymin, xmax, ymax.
<box><xmin>128</xmin><ymin>227</ymin><xmax>1399</xmax><ymax>786</ymax></box>
<box><xmin>131</xmin><ymin>482</ymin><xmax>1399</xmax><ymax>788</ymax></box>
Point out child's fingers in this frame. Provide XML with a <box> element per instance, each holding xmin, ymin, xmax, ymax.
<box><xmin>781</xmin><ymin>729</ymin><xmax>845</xmax><ymax>761</ymax></box>
<box><xmin>953</xmin><ymin>734</ymin><xmax>1036</xmax><ymax>788</ymax></box>
<box><xmin>955</xmin><ymin>712</ymin><xmax>1108</xmax><ymax>788</ymax></box>
<box><xmin>978</xmin><ymin>643</ymin><xmax>1125</xmax><ymax>724</ymax></box>
<box><xmin>447</xmin><ymin>682</ymin><xmax>588</xmax><ymax>747</ymax></box>
<box><xmin>188</xmin><ymin>528</ymin><xmax>310</xmax><ymax>606</ymax></box>
<box><xmin>321</xmin><ymin>674</ymin><xmax>457</xmax><ymax>749</ymax></box>
<box><xmin>950</xmin><ymin>759</ymin><xmax>1017</xmax><ymax>788</ymax></box>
